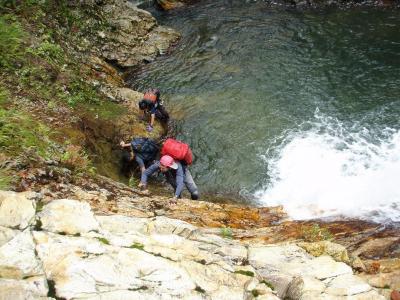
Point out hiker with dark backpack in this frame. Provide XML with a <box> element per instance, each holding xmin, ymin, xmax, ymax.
<box><xmin>119</xmin><ymin>137</ymin><xmax>159</xmax><ymax>175</ymax></box>
<box><xmin>138</xmin><ymin>88</ymin><xmax>169</xmax><ymax>132</ymax></box>
<box><xmin>138</xmin><ymin>138</ymin><xmax>199</xmax><ymax>203</ymax></box>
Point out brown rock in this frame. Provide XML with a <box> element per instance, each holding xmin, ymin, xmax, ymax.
<box><xmin>391</xmin><ymin>290</ymin><xmax>400</xmax><ymax>300</ymax></box>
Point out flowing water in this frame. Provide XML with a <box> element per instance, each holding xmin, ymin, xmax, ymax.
<box><xmin>129</xmin><ymin>1</ymin><xmax>400</xmax><ymax>223</ymax></box>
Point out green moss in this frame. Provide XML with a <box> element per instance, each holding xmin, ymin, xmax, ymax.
<box><xmin>194</xmin><ymin>286</ymin><xmax>206</xmax><ymax>294</ymax></box>
<box><xmin>220</xmin><ymin>226</ymin><xmax>233</xmax><ymax>239</ymax></box>
<box><xmin>260</xmin><ymin>280</ymin><xmax>275</xmax><ymax>290</ymax></box>
<box><xmin>0</xmin><ymin>168</ymin><xmax>12</xmax><ymax>190</ymax></box>
<box><xmin>35</xmin><ymin>201</ymin><xmax>45</xmax><ymax>213</ymax></box>
<box><xmin>96</xmin><ymin>237</ymin><xmax>110</xmax><ymax>245</ymax></box>
<box><xmin>251</xmin><ymin>289</ymin><xmax>260</xmax><ymax>297</ymax></box>
<box><xmin>129</xmin><ymin>242</ymin><xmax>144</xmax><ymax>250</ymax></box>
<box><xmin>34</xmin><ymin>219</ymin><xmax>42</xmax><ymax>231</ymax></box>
<box><xmin>301</xmin><ymin>224</ymin><xmax>333</xmax><ymax>242</ymax></box>
<box><xmin>234</xmin><ymin>270</ymin><xmax>254</xmax><ymax>277</ymax></box>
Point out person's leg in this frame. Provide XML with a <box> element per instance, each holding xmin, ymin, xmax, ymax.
<box><xmin>156</xmin><ymin>105</ymin><xmax>170</xmax><ymax>122</ymax></box>
<box><xmin>135</xmin><ymin>155</ymin><xmax>146</xmax><ymax>174</ymax></box>
<box><xmin>184</xmin><ymin>168</ymin><xmax>199</xmax><ymax>200</ymax></box>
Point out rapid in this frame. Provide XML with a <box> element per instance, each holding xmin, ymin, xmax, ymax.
<box><xmin>129</xmin><ymin>0</ymin><xmax>400</xmax><ymax>222</ymax></box>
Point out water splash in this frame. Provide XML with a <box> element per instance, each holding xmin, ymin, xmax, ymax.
<box><xmin>256</xmin><ymin>111</ymin><xmax>400</xmax><ymax>223</ymax></box>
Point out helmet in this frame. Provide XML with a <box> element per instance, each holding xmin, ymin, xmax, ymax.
<box><xmin>160</xmin><ymin>155</ymin><xmax>178</xmax><ymax>169</ymax></box>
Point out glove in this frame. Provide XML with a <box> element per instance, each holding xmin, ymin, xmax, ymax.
<box><xmin>146</xmin><ymin>125</ymin><xmax>153</xmax><ymax>132</ymax></box>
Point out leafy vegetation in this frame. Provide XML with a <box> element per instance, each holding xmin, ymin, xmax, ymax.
<box><xmin>0</xmin><ymin>87</ymin><xmax>55</xmax><ymax>158</ymax></box>
<box><xmin>0</xmin><ymin>168</ymin><xmax>12</xmax><ymax>190</ymax></box>
<box><xmin>95</xmin><ymin>237</ymin><xmax>110</xmax><ymax>245</ymax></box>
<box><xmin>260</xmin><ymin>280</ymin><xmax>275</xmax><ymax>290</ymax></box>
<box><xmin>0</xmin><ymin>14</ymin><xmax>25</xmax><ymax>68</ymax></box>
<box><xmin>60</xmin><ymin>144</ymin><xmax>95</xmax><ymax>174</ymax></box>
<box><xmin>129</xmin><ymin>242</ymin><xmax>145</xmax><ymax>250</ymax></box>
<box><xmin>301</xmin><ymin>224</ymin><xmax>333</xmax><ymax>242</ymax></box>
<box><xmin>234</xmin><ymin>270</ymin><xmax>254</xmax><ymax>277</ymax></box>
<box><xmin>220</xmin><ymin>226</ymin><xmax>233</xmax><ymax>239</ymax></box>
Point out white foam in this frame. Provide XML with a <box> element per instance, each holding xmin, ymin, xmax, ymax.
<box><xmin>256</xmin><ymin>112</ymin><xmax>400</xmax><ymax>223</ymax></box>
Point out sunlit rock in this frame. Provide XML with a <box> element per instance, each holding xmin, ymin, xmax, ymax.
<box><xmin>0</xmin><ymin>229</ymin><xmax>43</xmax><ymax>280</ymax></box>
<box><xmin>38</xmin><ymin>199</ymin><xmax>100</xmax><ymax>235</ymax></box>
<box><xmin>0</xmin><ymin>191</ymin><xmax>36</xmax><ymax>230</ymax></box>
<box><xmin>298</xmin><ymin>241</ymin><xmax>350</xmax><ymax>263</ymax></box>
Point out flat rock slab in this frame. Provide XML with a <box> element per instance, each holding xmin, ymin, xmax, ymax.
<box><xmin>0</xmin><ymin>229</ymin><xmax>44</xmax><ymax>279</ymax></box>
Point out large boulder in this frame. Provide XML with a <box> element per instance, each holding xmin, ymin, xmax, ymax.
<box><xmin>70</xmin><ymin>0</ymin><xmax>180</xmax><ymax>68</ymax></box>
<box><xmin>0</xmin><ymin>191</ymin><xmax>37</xmax><ymax>230</ymax></box>
<box><xmin>38</xmin><ymin>199</ymin><xmax>100</xmax><ymax>235</ymax></box>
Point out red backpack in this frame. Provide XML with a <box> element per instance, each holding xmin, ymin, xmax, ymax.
<box><xmin>161</xmin><ymin>138</ymin><xmax>193</xmax><ymax>165</ymax></box>
<box><xmin>143</xmin><ymin>91</ymin><xmax>157</xmax><ymax>103</ymax></box>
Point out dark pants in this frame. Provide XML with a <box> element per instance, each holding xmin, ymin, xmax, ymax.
<box><xmin>165</xmin><ymin>167</ymin><xmax>199</xmax><ymax>200</ymax></box>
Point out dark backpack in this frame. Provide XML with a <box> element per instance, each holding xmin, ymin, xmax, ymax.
<box><xmin>131</xmin><ymin>138</ymin><xmax>159</xmax><ymax>162</ymax></box>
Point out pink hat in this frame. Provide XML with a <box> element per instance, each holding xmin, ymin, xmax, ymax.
<box><xmin>160</xmin><ymin>155</ymin><xmax>178</xmax><ymax>169</ymax></box>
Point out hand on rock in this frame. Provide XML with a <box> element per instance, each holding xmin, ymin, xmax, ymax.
<box><xmin>146</xmin><ymin>125</ymin><xmax>153</xmax><ymax>132</ymax></box>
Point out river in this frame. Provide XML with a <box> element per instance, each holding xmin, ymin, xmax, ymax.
<box><xmin>129</xmin><ymin>0</ymin><xmax>400</xmax><ymax>223</ymax></box>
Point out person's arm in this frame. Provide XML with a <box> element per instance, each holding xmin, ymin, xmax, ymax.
<box><xmin>139</xmin><ymin>161</ymin><xmax>160</xmax><ymax>187</ymax></box>
<box><xmin>174</xmin><ymin>162</ymin><xmax>185</xmax><ymax>198</ymax></box>
<box><xmin>150</xmin><ymin>113</ymin><xmax>155</xmax><ymax>127</ymax></box>
<box><xmin>119</xmin><ymin>141</ymin><xmax>131</xmax><ymax>148</ymax></box>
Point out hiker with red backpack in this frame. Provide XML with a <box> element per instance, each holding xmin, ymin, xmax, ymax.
<box><xmin>138</xmin><ymin>88</ymin><xmax>169</xmax><ymax>132</ymax></box>
<box><xmin>138</xmin><ymin>138</ymin><xmax>199</xmax><ymax>202</ymax></box>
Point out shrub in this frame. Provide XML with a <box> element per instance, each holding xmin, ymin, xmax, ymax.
<box><xmin>0</xmin><ymin>168</ymin><xmax>12</xmax><ymax>189</ymax></box>
<box><xmin>0</xmin><ymin>88</ymin><xmax>55</xmax><ymax>158</ymax></box>
<box><xmin>220</xmin><ymin>226</ymin><xmax>233</xmax><ymax>239</ymax></box>
<box><xmin>27</xmin><ymin>40</ymin><xmax>64</xmax><ymax>63</ymax></box>
<box><xmin>0</xmin><ymin>14</ymin><xmax>26</xmax><ymax>68</ymax></box>
<box><xmin>301</xmin><ymin>224</ymin><xmax>333</xmax><ymax>242</ymax></box>
<box><xmin>60</xmin><ymin>144</ymin><xmax>92</xmax><ymax>173</ymax></box>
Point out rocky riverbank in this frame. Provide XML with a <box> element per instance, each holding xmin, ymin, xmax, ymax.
<box><xmin>0</xmin><ymin>1</ymin><xmax>399</xmax><ymax>299</ymax></box>
<box><xmin>0</xmin><ymin>189</ymin><xmax>392</xmax><ymax>299</ymax></box>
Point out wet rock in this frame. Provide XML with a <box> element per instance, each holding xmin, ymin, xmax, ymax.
<box><xmin>38</xmin><ymin>199</ymin><xmax>100</xmax><ymax>235</ymax></box>
<box><xmin>156</xmin><ymin>0</ymin><xmax>186</xmax><ymax>10</ymax></box>
<box><xmin>0</xmin><ymin>191</ymin><xmax>37</xmax><ymax>230</ymax></box>
<box><xmin>298</xmin><ymin>241</ymin><xmax>350</xmax><ymax>263</ymax></box>
<box><xmin>76</xmin><ymin>0</ymin><xmax>180</xmax><ymax>68</ymax></box>
<box><xmin>353</xmin><ymin>237</ymin><xmax>400</xmax><ymax>259</ymax></box>
<box><xmin>360</xmin><ymin>270</ymin><xmax>400</xmax><ymax>290</ymax></box>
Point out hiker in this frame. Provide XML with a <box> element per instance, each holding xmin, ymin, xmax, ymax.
<box><xmin>138</xmin><ymin>88</ymin><xmax>169</xmax><ymax>132</ymax></box>
<box><xmin>139</xmin><ymin>154</ymin><xmax>199</xmax><ymax>203</ymax></box>
<box><xmin>119</xmin><ymin>137</ymin><xmax>159</xmax><ymax>175</ymax></box>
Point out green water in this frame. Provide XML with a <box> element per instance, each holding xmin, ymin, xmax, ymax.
<box><xmin>129</xmin><ymin>1</ymin><xmax>400</xmax><ymax>209</ymax></box>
